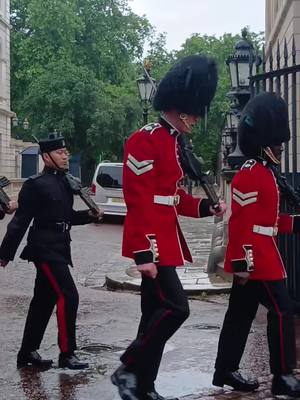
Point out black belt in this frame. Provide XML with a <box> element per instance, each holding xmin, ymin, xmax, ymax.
<box><xmin>32</xmin><ymin>221</ymin><xmax>71</xmax><ymax>232</ymax></box>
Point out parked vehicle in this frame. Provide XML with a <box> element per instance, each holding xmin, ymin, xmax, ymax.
<box><xmin>91</xmin><ymin>162</ymin><xmax>126</xmax><ymax>216</ymax></box>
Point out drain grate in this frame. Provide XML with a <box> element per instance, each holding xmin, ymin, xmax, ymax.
<box><xmin>81</xmin><ymin>344</ymin><xmax>124</xmax><ymax>354</ymax></box>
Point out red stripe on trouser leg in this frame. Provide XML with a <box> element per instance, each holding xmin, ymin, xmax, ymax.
<box><xmin>263</xmin><ymin>282</ymin><xmax>286</xmax><ymax>373</ymax></box>
<box><xmin>141</xmin><ymin>310</ymin><xmax>172</xmax><ymax>346</ymax></box>
<box><xmin>40</xmin><ymin>263</ymin><xmax>69</xmax><ymax>353</ymax></box>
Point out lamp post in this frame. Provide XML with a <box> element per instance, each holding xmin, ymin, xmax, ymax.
<box><xmin>137</xmin><ymin>60</ymin><xmax>156</xmax><ymax>125</ymax></box>
<box><xmin>11</xmin><ymin>114</ymin><xmax>30</xmax><ymax>140</ymax></box>
<box><xmin>12</xmin><ymin>114</ymin><xmax>29</xmax><ymax>130</ymax></box>
<box><xmin>225</xmin><ymin>29</ymin><xmax>261</xmax><ymax>169</ymax></box>
<box><xmin>222</xmin><ymin>112</ymin><xmax>238</xmax><ymax>168</ymax></box>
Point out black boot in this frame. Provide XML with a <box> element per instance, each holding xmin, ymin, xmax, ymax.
<box><xmin>272</xmin><ymin>374</ymin><xmax>300</xmax><ymax>397</ymax></box>
<box><xmin>111</xmin><ymin>364</ymin><xmax>138</xmax><ymax>400</ymax></box>
<box><xmin>17</xmin><ymin>350</ymin><xmax>53</xmax><ymax>369</ymax></box>
<box><xmin>212</xmin><ymin>370</ymin><xmax>259</xmax><ymax>392</ymax></box>
<box><xmin>58</xmin><ymin>353</ymin><xmax>89</xmax><ymax>370</ymax></box>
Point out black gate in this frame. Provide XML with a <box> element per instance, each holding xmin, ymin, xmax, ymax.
<box><xmin>249</xmin><ymin>36</ymin><xmax>300</xmax><ymax>300</ymax></box>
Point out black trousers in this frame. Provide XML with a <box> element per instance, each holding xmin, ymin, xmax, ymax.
<box><xmin>215</xmin><ymin>277</ymin><xmax>295</xmax><ymax>376</ymax></box>
<box><xmin>20</xmin><ymin>262</ymin><xmax>79</xmax><ymax>355</ymax></box>
<box><xmin>121</xmin><ymin>266</ymin><xmax>190</xmax><ymax>391</ymax></box>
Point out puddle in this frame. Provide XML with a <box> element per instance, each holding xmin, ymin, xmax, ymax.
<box><xmin>185</xmin><ymin>323</ymin><xmax>220</xmax><ymax>330</ymax></box>
<box><xmin>156</xmin><ymin>367</ymin><xmax>219</xmax><ymax>398</ymax></box>
<box><xmin>81</xmin><ymin>344</ymin><xmax>124</xmax><ymax>354</ymax></box>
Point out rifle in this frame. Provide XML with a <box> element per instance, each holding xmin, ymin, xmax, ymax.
<box><xmin>0</xmin><ymin>176</ymin><xmax>11</xmax><ymax>211</ymax></box>
<box><xmin>177</xmin><ymin>134</ymin><xmax>221</xmax><ymax>212</ymax></box>
<box><xmin>65</xmin><ymin>173</ymin><xmax>101</xmax><ymax>216</ymax></box>
<box><xmin>269</xmin><ymin>165</ymin><xmax>300</xmax><ymax>211</ymax></box>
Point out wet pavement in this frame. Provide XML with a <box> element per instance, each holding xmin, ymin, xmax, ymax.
<box><xmin>0</xmin><ymin>198</ymin><xmax>299</xmax><ymax>399</ymax></box>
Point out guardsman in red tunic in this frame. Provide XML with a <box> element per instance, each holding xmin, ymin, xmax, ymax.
<box><xmin>213</xmin><ymin>92</ymin><xmax>300</xmax><ymax>398</ymax></box>
<box><xmin>111</xmin><ymin>55</ymin><xmax>226</xmax><ymax>400</ymax></box>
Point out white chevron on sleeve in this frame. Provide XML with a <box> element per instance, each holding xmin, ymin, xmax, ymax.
<box><xmin>233</xmin><ymin>188</ymin><xmax>258</xmax><ymax>199</ymax></box>
<box><xmin>126</xmin><ymin>154</ymin><xmax>154</xmax><ymax>175</ymax></box>
<box><xmin>232</xmin><ymin>188</ymin><xmax>258</xmax><ymax>207</ymax></box>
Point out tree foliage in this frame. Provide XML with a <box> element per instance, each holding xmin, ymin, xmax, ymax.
<box><xmin>11</xmin><ymin>0</ymin><xmax>263</xmax><ymax>180</ymax></box>
<box><xmin>11</xmin><ymin>0</ymin><xmax>151</xmax><ymax>181</ymax></box>
<box><xmin>147</xmin><ymin>29</ymin><xmax>264</xmax><ymax>172</ymax></box>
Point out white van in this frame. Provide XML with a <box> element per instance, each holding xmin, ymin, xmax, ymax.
<box><xmin>90</xmin><ymin>162</ymin><xmax>126</xmax><ymax>216</ymax></box>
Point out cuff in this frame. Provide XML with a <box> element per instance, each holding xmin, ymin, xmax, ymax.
<box><xmin>232</xmin><ymin>245</ymin><xmax>254</xmax><ymax>273</ymax></box>
<box><xmin>134</xmin><ymin>250</ymin><xmax>157</xmax><ymax>265</ymax></box>
<box><xmin>134</xmin><ymin>234</ymin><xmax>159</xmax><ymax>265</ymax></box>
<box><xmin>199</xmin><ymin>198</ymin><xmax>213</xmax><ymax>217</ymax></box>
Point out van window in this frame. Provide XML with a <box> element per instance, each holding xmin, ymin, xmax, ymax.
<box><xmin>97</xmin><ymin>166</ymin><xmax>123</xmax><ymax>188</ymax></box>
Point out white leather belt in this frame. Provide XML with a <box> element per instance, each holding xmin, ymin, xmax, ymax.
<box><xmin>154</xmin><ymin>195</ymin><xmax>180</xmax><ymax>206</ymax></box>
<box><xmin>253</xmin><ymin>225</ymin><xmax>278</xmax><ymax>236</ymax></box>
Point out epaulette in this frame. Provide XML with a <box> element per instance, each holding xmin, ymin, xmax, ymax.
<box><xmin>241</xmin><ymin>159</ymin><xmax>257</xmax><ymax>170</ymax></box>
<box><xmin>141</xmin><ymin>122</ymin><xmax>162</xmax><ymax>135</ymax></box>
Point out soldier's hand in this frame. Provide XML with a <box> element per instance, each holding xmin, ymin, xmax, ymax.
<box><xmin>0</xmin><ymin>259</ymin><xmax>9</xmax><ymax>268</ymax></box>
<box><xmin>210</xmin><ymin>200</ymin><xmax>226</xmax><ymax>216</ymax></box>
<box><xmin>88</xmin><ymin>209</ymin><xmax>104</xmax><ymax>222</ymax></box>
<box><xmin>234</xmin><ymin>274</ymin><xmax>249</xmax><ymax>285</ymax></box>
<box><xmin>6</xmin><ymin>200</ymin><xmax>18</xmax><ymax>214</ymax></box>
<box><xmin>137</xmin><ymin>263</ymin><xmax>158</xmax><ymax>279</ymax></box>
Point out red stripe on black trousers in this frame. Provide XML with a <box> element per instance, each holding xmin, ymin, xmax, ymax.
<box><xmin>40</xmin><ymin>263</ymin><xmax>69</xmax><ymax>353</ymax></box>
<box><xmin>263</xmin><ymin>281</ymin><xmax>287</xmax><ymax>373</ymax></box>
<box><xmin>120</xmin><ymin>267</ymin><xmax>189</xmax><ymax>388</ymax></box>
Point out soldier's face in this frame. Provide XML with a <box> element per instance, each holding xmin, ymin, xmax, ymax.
<box><xmin>43</xmin><ymin>148</ymin><xmax>70</xmax><ymax>170</ymax></box>
<box><xmin>178</xmin><ymin>113</ymin><xmax>200</xmax><ymax>133</ymax></box>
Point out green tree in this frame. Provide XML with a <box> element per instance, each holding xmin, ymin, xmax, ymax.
<box><xmin>169</xmin><ymin>29</ymin><xmax>263</xmax><ymax>172</ymax></box>
<box><xmin>11</xmin><ymin>0</ymin><xmax>151</xmax><ymax>182</ymax></box>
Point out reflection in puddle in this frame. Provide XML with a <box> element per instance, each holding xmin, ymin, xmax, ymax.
<box><xmin>18</xmin><ymin>367</ymin><xmax>90</xmax><ymax>400</ymax></box>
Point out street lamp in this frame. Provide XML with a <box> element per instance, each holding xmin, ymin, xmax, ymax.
<box><xmin>137</xmin><ymin>60</ymin><xmax>156</xmax><ymax>125</ymax></box>
<box><xmin>12</xmin><ymin>114</ymin><xmax>29</xmax><ymax>130</ymax></box>
<box><xmin>226</xmin><ymin>29</ymin><xmax>261</xmax><ymax>169</ymax></box>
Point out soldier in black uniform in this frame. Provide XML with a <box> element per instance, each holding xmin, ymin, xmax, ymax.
<box><xmin>0</xmin><ymin>133</ymin><xmax>101</xmax><ymax>369</ymax></box>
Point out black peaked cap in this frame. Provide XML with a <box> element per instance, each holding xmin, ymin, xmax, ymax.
<box><xmin>38</xmin><ymin>132</ymin><xmax>66</xmax><ymax>153</ymax></box>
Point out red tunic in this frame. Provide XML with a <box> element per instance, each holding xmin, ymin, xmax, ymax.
<box><xmin>122</xmin><ymin>121</ymin><xmax>211</xmax><ymax>267</ymax></box>
<box><xmin>225</xmin><ymin>159</ymin><xmax>297</xmax><ymax>280</ymax></box>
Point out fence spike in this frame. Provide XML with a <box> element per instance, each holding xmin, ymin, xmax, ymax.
<box><xmin>292</xmin><ymin>35</ymin><xmax>296</xmax><ymax>65</ymax></box>
<box><xmin>262</xmin><ymin>44</ymin><xmax>266</xmax><ymax>73</ymax></box>
<box><xmin>277</xmin><ymin>41</ymin><xmax>280</xmax><ymax>69</ymax></box>
<box><xmin>284</xmin><ymin>37</ymin><xmax>288</xmax><ymax>66</ymax></box>
<box><xmin>269</xmin><ymin>47</ymin><xmax>273</xmax><ymax>71</ymax></box>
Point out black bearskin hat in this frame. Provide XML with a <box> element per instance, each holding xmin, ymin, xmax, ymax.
<box><xmin>39</xmin><ymin>132</ymin><xmax>66</xmax><ymax>153</ymax></box>
<box><xmin>239</xmin><ymin>92</ymin><xmax>290</xmax><ymax>157</ymax></box>
<box><xmin>152</xmin><ymin>55</ymin><xmax>218</xmax><ymax>117</ymax></box>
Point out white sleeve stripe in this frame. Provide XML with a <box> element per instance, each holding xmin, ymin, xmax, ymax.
<box><xmin>233</xmin><ymin>194</ymin><xmax>257</xmax><ymax>206</ymax></box>
<box><xmin>233</xmin><ymin>188</ymin><xmax>258</xmax><ymax>199</ymax></box>
<box><xmin>127</xmin><ymin>154</ymin><xmax>154</xmax><ymax>168</ymax></box>
<box><xmin>126</xmin><ymin>159</ymin><xmax>153</xmax><ymax>175</ymax></box>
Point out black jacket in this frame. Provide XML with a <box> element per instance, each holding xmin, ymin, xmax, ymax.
<box><xmin>0</xmin><ymin>167</ymin><xmax>95</xmax><ymax>265</ymax></box>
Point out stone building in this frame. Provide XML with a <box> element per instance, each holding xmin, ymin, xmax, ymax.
<box><xmin>265</xmin><ymin>0</ymin><xmax>300</xmax><ymax>173</ymax></box>
<box><xmin>0</xmin><ymin>0</ymin><xmax>35</xmax><ymax>186</ymax></box>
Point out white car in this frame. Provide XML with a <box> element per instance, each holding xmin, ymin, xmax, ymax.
<box><xmin>91</xmin><ymin>162</ymin><xmax>126</xmax><ymax>216</ymax></box>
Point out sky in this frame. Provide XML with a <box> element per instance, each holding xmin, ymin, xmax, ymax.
<box><xmin>129</xmin><ymin>0</ymin><xmax>265</xmax><ymax>51</ymax></box>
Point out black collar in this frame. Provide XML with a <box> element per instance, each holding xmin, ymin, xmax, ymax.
<box><xmin>43</xmin><ymin>166</ymin><xmax>66</xmax><ymax>176</ymax></box>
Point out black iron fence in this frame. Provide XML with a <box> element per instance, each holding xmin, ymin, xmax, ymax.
<box><xmin>249</xmin><ymin>36</ymin><xmax>300</xmax><ymax>300</ymax></box>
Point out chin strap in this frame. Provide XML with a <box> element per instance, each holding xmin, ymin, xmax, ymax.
<box><xmin>45</xmin><ymin>152</ymin><xmax>68</xmax><ymax>172</ymax></box>
<box><xmin>179</xmin><ymin>113</ymin><xmax>192</xmax><ymax>131</ymax></box>
<box><xmin>263</xmin><ymin>146</ymin><xmax>281</xmax><ymax>165</ymax></box>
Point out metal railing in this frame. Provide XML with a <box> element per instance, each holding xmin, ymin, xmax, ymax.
<box><xmin>250</xmin><ymin>36</ymin><xmax>300</xmax><ymax>300</ymax></box>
